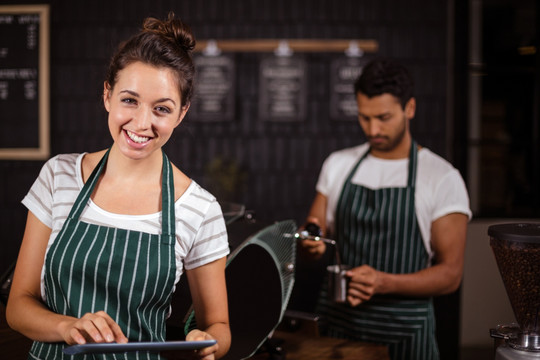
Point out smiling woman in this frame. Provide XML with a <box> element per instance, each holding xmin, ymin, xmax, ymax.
<box><xmin>6</xmin><ymin>12</ymin><xmax>231</xmax><ymax>360</ymax></box>
<box><xmin>104</xmin><ymin>62</ymin><xmax>187</xmax><ymax>162</ymax></box>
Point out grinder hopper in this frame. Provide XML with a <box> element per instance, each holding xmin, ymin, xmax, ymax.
<box><xmin>489</xmin><ymin>223</ymin><xmax>540</xmax><ymax>351</ymax></box>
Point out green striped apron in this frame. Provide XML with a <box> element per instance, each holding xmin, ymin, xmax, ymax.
<box><xmin>29</xmin><ymin>149</ymin><xmax>177</xmax><ymax>360</ymax></box>
<box><xmin>318</xmin><ymin>141</ymin><xmax>439</xmax><ymax>360</ymax></box>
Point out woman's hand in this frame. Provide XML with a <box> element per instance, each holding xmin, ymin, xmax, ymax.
<box><xmin>186</xmin><ymin>329</ymin><xmax>218</xmax><ymax>360</ymax></box>
<box><xmin>60</xmin><ymin>311</ymin><xmax>128</xmax><ymax>345</ymax></box>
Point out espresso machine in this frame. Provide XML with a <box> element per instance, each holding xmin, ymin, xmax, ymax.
<box><xmin>489</xmin><ymin>223</ymin><xmax>540</xmax><ymax>359</ymax></box>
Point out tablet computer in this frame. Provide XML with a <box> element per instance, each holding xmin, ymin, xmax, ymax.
<box><xmin>63</xmin><ymin>340</ymin><xmax>217</xmax><ymax>355</ymax></box>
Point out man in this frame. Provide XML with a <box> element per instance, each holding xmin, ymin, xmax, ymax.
<box><xmin>300</xmin><ymin>58</ymin><xmax>471</xmax><ymax>360</ymax></box>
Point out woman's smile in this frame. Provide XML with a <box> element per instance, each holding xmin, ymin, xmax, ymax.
<box><xmin>125</xmin><ymin>129</ymin><xmax>151</xmax><ymax>144</ymax></box>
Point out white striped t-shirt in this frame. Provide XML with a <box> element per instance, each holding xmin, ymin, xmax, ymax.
<box><xmin>22</xmin><ymin>153</ymin><xmax>230</xmax><ymax>299</ymax></box>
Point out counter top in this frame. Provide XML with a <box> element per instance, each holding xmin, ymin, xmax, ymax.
<box><xmin>248</xmin><ymin>330</ymin><xmax>390</xmax><ymax>360</ymax></box>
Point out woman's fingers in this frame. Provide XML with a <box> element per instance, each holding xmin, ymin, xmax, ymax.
<box><xmin>186</xmin><ymin>330</ymin><xmax>218</xmax><ymax>360</ymax></box>
<box><xmin>66</xmin><ymin>327</ymin><xmax>87</xmax><ymax>345</ymax></box>
<box><xmin>64</xmin><ymin>312</ymin><xmax>127</xmax><ymax>345</ymax></box>
<box><xmin>95</xmin><ymin>311</ymin><xmax>128</xmax><ymax>343</ymax></box>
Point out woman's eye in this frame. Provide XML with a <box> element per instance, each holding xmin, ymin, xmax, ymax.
<box><xmin>121</xmin><ymin>98</ymin><xmax>137</xmax><ymax>105</ymax></box>
<box><xmin>155</xmin><ymin>106</ymin><xmax>171</xmax><ymax>114</ymax></box>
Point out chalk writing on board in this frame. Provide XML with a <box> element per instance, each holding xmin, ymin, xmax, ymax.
<box><xmin>191</xmin><ymin>54</ymin><xmax>235</xmax><ymax>121</ymax></box>
<box><xmin>259</xmin><ymin>56</ymin><xmax>307</xmax><ymax>122</ymax></box>
<box><xmin>330</xmin><ymin>56</ymin><xmax>366</xmax><ymax>121</ymax></box>
<box><xmin>0</xmin><ymin>5</ymin><xmax>49</xmax><ymax>160</ymax></box>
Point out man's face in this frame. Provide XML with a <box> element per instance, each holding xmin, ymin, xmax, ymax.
<box><xmin>356</xmin><ymin>92</ymin><xmax>415</xmax><ymax>157</ymax></box>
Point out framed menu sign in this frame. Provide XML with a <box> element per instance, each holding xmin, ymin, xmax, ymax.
<box><xmin>329</xmin><ymin>56</ymin><xmax>365</xmax><ymax>121</ymax></box>
<box><xmin>259</xmin><ymin>55</ymin><xmax>306</xmax><ymax>122</ymax></box>
<box><xmin>0</xmin><ymin>5</ymin><xmax>49</xmax><ymax>160</ymax></box>
<box><xmin>191</xmin><ymin>54</ymin><xmax>235</xmax><ymax>121</ymax></box>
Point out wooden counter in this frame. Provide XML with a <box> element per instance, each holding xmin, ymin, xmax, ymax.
<box><xmin>248</xmin><ymin>330</ymin><xmax>389</xmax><ymax>360</ymax></box>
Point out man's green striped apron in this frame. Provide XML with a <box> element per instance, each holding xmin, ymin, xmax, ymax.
<box><xmin>318</xmin><ymin>141</ymin><xmax>439</xmax><ymax>360</ymax></box>
<box><xmin>29</xmin><ymin>149</ymin><xmax>176</xmax><ymax>360</ymax></box>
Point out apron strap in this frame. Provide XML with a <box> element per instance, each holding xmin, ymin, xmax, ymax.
<box><xmin>67</xmin><ymin>148</ymin><xmax>110</xmax><ymax>220</ymax></box>
<box><xmin>344</xmin><ymin>146</ymin><xmax>371</xmax><ymax>184</ymax></box>
<box><xmin>161</xmin><ymin>151</ymin><xmax>176</xmax><ymax>237</ymax></box>
<box><xmin>67</xmin><ymin>148</ymin><xmax>176</xmax><ymax>237</ymax></box>
<box><xmin>406</xmin><ymin>140</ymin><xmax>418</xmax><ymax>188</ymax></box>
<box><xmin>342</xmin><ymin>140</ymin><xmax>418</xmax><ymax>188</ymax></box>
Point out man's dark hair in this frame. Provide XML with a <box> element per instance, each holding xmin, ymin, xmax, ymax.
<box><xmin>354</xmin><ymin>58</ymin><xmax>414</xmax><ymax>109</ymax></box>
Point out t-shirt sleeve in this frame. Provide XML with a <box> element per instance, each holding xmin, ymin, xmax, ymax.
<box><xmin>316</xmin><ymin>150</ymin><xmax>349</xmax><ymax>197</ymax></box>
<box><xmin>21</xmin><ymin>157</ymin><xmax>56</xmax><ymax>228</ymax></box>
<box><xmin>183</xmin><ymin>200</ymin><xmax>229</xmax><ymax>270</ymax></box>
<box><xmin>432</xmin><ymin>169</ymin><xmax>472</xmax><ymax>221</ymax></box>
<box><xmin>315</xmin><ymin>155</ymin><xmax>333</xmax><ymax>196</ymax></box>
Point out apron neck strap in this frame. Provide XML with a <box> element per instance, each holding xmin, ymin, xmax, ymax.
<box><xmin>68</xmin><ymin>149</ymin><xmax>176</xmax><ymax>237</ymax></box>
<box><xmin>67</xmin><ymin>148</ymin><xmax>110</xmax><ymax>221</ymax></box>
<box><xmin>407</xmin><ymin>140</ymin><xmax>418</xmax><ymax>187</ymax></box>
<box><xmin>343</xmin><ymin>147</ymin><xmax>371</xmax><ymax>184</ymax></box>
<box><xmin>160</xmin><ymin>151</ymin><xmax>176</xmax><ymax>237</ymax></box>
<box><xmin>345</xmin><ymin>140</ymin><xmax>418</xmax><ymax>187</ymax></box>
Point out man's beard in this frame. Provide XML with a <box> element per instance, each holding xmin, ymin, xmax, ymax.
<box><xmin>367</xmin><ymin>116</ymin><xmax>407</xmax><ymax>152</ymax></box>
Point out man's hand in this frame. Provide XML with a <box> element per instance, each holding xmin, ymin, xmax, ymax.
<box><xmin>299</xmin><ymin>238</ymin><xmax>327</xmax><ymax>258</ymax></box>
<box><xmin>345</xmin><ymin>265</ymin><xmax>383</xmax><ymax>307</ymax></box>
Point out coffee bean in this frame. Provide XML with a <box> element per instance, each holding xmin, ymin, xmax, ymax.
<box><xmin>491</xmin><ymin>237</ymin><xmax>540</xmax><ymax>333</ymax></box>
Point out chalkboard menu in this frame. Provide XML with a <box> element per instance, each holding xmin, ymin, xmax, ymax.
<box><xmin>0</xmin><ymin>5</ymin><xmax>49</xmax><ymax>160</ymax></box>
<box><xmin>259</xmin><ymin>56</ymin><xmax>306</xmax><ymax>121</ymax></box>
<box><xmin>190</xmin><ymin>54</ymin><xmax>235</xmax><ymax>121</ymax></box>
<box><xmin>329</xmin><ymin>56</ymin><xmax>365</xmax><ymax>121</ymax></box>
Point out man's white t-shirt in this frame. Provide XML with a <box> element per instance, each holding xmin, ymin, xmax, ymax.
<box><xmin>316</xmin><ymin>143</ymin><xmax>472</xmax><ymax>257</ymax></box>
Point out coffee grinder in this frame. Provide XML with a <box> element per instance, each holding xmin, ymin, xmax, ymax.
<box><xmin>489</xmin><ymin>223</ymin><xmax>540</xmax><ymax>359</ymax></box>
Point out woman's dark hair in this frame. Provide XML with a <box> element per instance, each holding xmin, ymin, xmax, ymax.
<box><xmin>354</xmin><ymin>58</ymin><xmax>414</xmax><ymax>109</ymax></box>
<box><xmin>105</xmin><ymin>12</ymin><xmax>196</xmax><ymax>107</ymax></box>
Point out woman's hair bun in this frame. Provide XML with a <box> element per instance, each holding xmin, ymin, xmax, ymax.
<box><xmin>142</xmin><ymin>12</ymin><xmax>196</xmax><ymax>53</ymax></box>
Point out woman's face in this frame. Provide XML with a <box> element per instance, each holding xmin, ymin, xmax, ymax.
<box><xmin>103</xmin><ymin>61</ymin><xmax>188</xmax><ymax>161</ymax></box>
